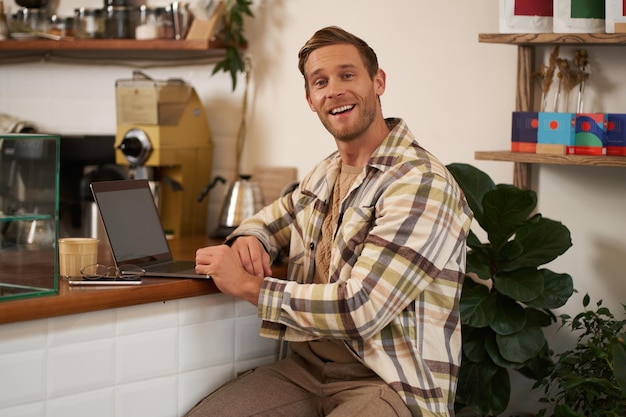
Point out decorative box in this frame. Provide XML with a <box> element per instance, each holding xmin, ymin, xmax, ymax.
<box><xmin>553</xmin><ymin>0</ymin><xmax>605</xmax><ymax>33</ymax></box>
<box><xmin>606</xmin><ymin>113</ymin><xmax>626</xmax><ymax>156</ymax></box>
<box><xmin>566</xmin><ymin>113</ymin><xmax>607</xmax><ymax>156</ymax></box>
<box><xmin>499</xmin><ymin>0</ymin><xmax>553</xmax><ymax>33</ymax></box>
<box><xmin>537</xmin><ymin>112</ymin><xmax>575</xmax><ymax>154</ymax></box>
<box><xmin>605</xmin><ymin>0</ymin><xmax>626</xmax><ymax>33</ymax></box>
<box><xmin>511</xmin><ymin>111</ymin><xmax>538</xmax><ymax>153</ymax></box>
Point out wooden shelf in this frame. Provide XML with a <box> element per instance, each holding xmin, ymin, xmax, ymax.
<box><xmin>0</xmin><ymin>38</ymin><xmax>224</xmax><ymax>50</ymax></box>
<box><xmin>479</xmin><ymin>33</ymin><xmax>626</xmax><ymax>45</ymax></box>
<box><xmin>475</xmin><ymin>151</ymin><xmax>626</xmax><ymax>167</ymax></box>
<box><xmin>0</xmin><ymin>38</ymin><xmax>230</xmax><ymax>59</ymax></box>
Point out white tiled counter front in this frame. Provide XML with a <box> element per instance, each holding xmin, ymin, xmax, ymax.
<box><xmin>0</xmin><ymin>293</ymin><xmax>280</xmax><ymax>417</ymax></box>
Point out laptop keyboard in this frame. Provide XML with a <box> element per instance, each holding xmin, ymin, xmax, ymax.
<box><xmin>147</xmin><ymin>261</ymin><xmax>196</xmax><ymax>273</ymax></box>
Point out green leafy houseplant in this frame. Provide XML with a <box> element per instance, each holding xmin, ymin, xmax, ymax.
<box><xmin>535</xmin><ymin>294</ymin><xmax>626</xmax><ymax>417</ymax></box>
<box><xmin>446</xmin><ymin>163</ymin><xmax>575</xmax><ymax>416</ymax></box>
<box><xmin>213</xmin><ymin>0</ymin><xmax>254</xmax><ymax>91</ymax></box>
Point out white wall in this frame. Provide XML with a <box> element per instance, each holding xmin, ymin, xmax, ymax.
<box><xmin>1</xmin><ymin>0</ymin><xmax>625</xmax><ymax>413</ymax></box>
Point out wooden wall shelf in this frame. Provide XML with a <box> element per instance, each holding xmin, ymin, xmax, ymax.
<box><xmin>0</xmin><ymin>38</ymin><xmax>221</xmax><ymax>51</ymax></box>
<box><xmin>0</xmin><ymin>39</ymin><xmax>230</xmax><ymax>59</ymax></box>
<box><xmin>478</xmin><ymin>33</ymin><xmax>626</xmax><ymax>45</ymax></box>
<box><xmin>475</xmin><ymin>151</ymin><xmax>626</xmax><ymax>168</ymax></box>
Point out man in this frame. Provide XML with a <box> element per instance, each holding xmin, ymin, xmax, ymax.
<box><xmin>188</xmin><ymin>26</ymin><xmax>472</xmax><ymax>417</ymax></box>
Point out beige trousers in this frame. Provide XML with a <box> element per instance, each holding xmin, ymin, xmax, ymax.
<box><xmin>184</xmin><ymin>342</ymin><xmax>412</xmax><ymax>417</ymax></box>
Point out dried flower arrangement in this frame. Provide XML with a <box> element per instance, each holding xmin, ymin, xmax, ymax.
<box><xmin>573</xmin><ymin>49</ymin><xmax>590</xmax><ymax>112</ymax></box>
<box><xmin>532</xmin><ymin>47</ymin><xmax>590</xmax><ymax>113</ymax></box>
<box><xmin>532</xmin><ymin>46</ymin><xmax>560</xmax><ymax>112</ymax></box>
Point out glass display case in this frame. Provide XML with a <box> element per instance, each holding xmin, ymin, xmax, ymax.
<box><xmin>0</xmin><ymin>134</ymin><xmax>59</xmax><ymax>301</ymax></box>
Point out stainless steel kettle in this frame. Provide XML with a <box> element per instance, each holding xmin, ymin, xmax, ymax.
<box><xmin>198</xmin><ymin>174</ymin><xmax>265</xmax><ymax>238</ymax></box>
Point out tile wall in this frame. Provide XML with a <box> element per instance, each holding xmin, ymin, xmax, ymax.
<box><xmin>0</xmin><ymin>293</ymin><xmax>280</xmax><ymax>417</ymax></box>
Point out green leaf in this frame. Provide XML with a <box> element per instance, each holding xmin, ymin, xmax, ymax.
<box><xmin>614</xmin><ymin>334</ymin><xmax>626</xmax><ymax>395</ymax></box>
<box><xmin>490</xmin><ymin>295</ymin><xmax>526</xmax><ymax>335</ymax></box>
<box><xmin>499</xmin><ymin>238</ymin><xmax>524</xmax><ymax>260</ymax></box>
<box><xmin>447</xmin><ymin>163</ymin><xmax>495</xmax><ymax>223</ymax></box>
<box><xmin>465</xmin><ymin>229</ymin><xmax>482</xmax><ymax>250</ymax></box>
<box><xmin>462</xmin><ymin>326</ymin><xmax>489</xmax><ymax>362</ymax></box>
<box><xmin>456</xmin><ymin>357</ymin><xmax>509</xmax><ymax>416</ymax></box>
<box><xmin>482</xmin><ymin>186</ymin><xmax>537</xmax><ymax>250</ymax></box>
<box><xmin>519</xmin><ymin>343</ymin><xmax>554</xmax><ymax>380</ymax></box>
<box><xmin>553</xmin><ymin>404</ymin><xmax>585</xmax><ymax>417</ymax></box>
<box><xmin>525</xmin><ymin>307</ymin><xmax>555</xmax><ymax>328</ymax></box>
<box><xmin>456</xmin><ymin>358</ymin><xmax>493</xmax><ymax>408</ymax></box>
<box><xmin>497</xmin><ymin>326</ymin><xmax>546</xmax><ymax>363</ymax></box>
<box><xmin>503</xmin><ymin>217</ymin><xmax>572</xmax><ymax>270</ymax></box>
<box><xmin>476</xmin><ymin>367</ymin><xmax>511</xmax><ymax>416</ymax></box>
<box><xmin>466</xmin><ymin>249</ymin><xmax>493</xmax><ymax>280</ymax></box>
<box><xmin>485</xmin><ymin>330</ymin><xmax>525</xmax><ymax>369</ymax></box>
<box><xmin>493</xmin><ymin>268</ymin><xmax>544</xmax><ymax>302</ymax></box>
<box><xmin>460</xmin><ymin>282</ymin><xmax>497</xmax><ymax>327</ymax></box>
<box><xmin>582</xmin><ymin>293</ymin><xmax>590</xmax><ymax>307</ymax></box>
<box><xmin>211</xmin><ymin>0</ymin><xmax>254</xmax><ymax>91</ymax></box>
<box><xmin>526</xmin><ymin>270</ymin><xmax>574</xmax><ymax>309</ymax></box>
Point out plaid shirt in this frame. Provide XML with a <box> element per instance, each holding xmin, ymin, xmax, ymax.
<box><xmin>229</xmin><ymin>118</ymin><xmax>472</xmax><ymax>416</ymax></box>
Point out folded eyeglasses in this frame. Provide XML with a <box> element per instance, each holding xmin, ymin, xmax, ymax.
<box><xmin>80</xmin><ymin>264</ymin><xmax>145</xmax><ymax>282</ymax></box>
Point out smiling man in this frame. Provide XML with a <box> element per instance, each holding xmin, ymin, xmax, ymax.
<box><xmin>187</xmin><ymin>26</ymin><xmax>473</xmax><ymax>417</ymax></box>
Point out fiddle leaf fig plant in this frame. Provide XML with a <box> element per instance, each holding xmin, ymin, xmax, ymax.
<box><xmin>446</xmin><ymin>163</ymin><xmax>575</xmax><ymax>416</ymax></box>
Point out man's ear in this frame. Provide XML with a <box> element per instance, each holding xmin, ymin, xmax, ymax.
<box><xmin>375</xmin><ymin>69</ymin><xmax>386</xmax><ymax>96</ymax></box>
<box><xmin>306</xmin><ymin>92</ymin><xmax>316</xmax><ymax>112</ymax></box>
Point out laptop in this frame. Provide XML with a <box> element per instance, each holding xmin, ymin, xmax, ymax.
<box><xmin>90</xmin><ymin>179</ymin><xmax>206</xmax><ymax>279</ymax></box>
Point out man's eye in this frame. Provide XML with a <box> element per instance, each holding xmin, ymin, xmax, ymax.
<box><xmin>314</xmin><ymin>79</ymin><xmax>327</xmax><ymax>87</ymax></box>
<box><xmin>343</xmin><ymin>73</ymin><xmax>354</xmax><ymax>79</ymax></box>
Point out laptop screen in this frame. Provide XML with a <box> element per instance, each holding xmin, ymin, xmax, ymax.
<box><xmin>91</xmin><ymin>180</ymin><xmax>172</xmax><ymax>265</ymax></box>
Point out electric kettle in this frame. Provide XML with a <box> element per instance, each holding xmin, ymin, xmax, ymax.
<box><xmin>198</xmin><ymin>174</ymin><xmax>265</xmax><ymax>238</ymax></box>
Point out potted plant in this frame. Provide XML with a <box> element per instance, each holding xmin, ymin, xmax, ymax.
<box><xmin>534</xmin><ymin>294</ymin><xmax>626</xmax><ymax>417</ymax></box>
<box><xmin>213</xmin><ymin>0</ymin><xmax>254</xmax><ymax>91</ymax></box>
<box><xmin>446</xmin><ymin>163</ymin><xmax>575</xmax><ymax>416</ymax></box>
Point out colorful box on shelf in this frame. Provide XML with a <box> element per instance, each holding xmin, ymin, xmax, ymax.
<box><xmin>511</xmin><ymin>111</ymin><xmax>538</xmax><ymax>153</ymax></box>
<box><xmin>606</xmin><ymin>113</ymin><xmax>626</xmax><ymax>156</ymax></box>
<box><xmin>554</xmin><ymin>0</ymin><xmax>605</xmax><ymax>33</ymax></box>
<box><xmin>499</xmin><ymin>0</ymin><xmax>553</xmax><ymax>34</ymax></box>
<box><xmin>606</xmin><ymin>0</ymin><xmax>626</xmax><ymax>33</ymax></box>
<box><xmin>536</xmin><ymin>112</ymin><xmax>575</xmax><ymax>155</ymax></box>
<box><xmin>566</xmin><ymin>113</ymin><xmax>607</xmax><ymax>156</ymax></box>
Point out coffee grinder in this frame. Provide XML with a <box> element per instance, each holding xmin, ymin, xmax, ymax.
<box><xmin>114</xmin><ymin>71</ymin><xmax>214</xmax><ymax>238</ymax></box>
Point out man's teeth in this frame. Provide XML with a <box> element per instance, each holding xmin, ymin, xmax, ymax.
<box><xmin>331</xmin><ymin>105</ymin><xmax>355</xmax><ymax>115</ymax></box>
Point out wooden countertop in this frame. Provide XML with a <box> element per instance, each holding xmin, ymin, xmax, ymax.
<box><xmin>0</xmin><ymin>235</ymin><xmax>287</xmax><ymax>325</ymax></box>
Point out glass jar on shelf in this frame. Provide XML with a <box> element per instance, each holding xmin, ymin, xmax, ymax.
<box><xmin>133</xmin><ymin>5</ymin><xmax>161</xmax><ymax>40</ymax></box>
<box><xmin>47</xmin><ymin>14</ymin><xmax>74</xmax><ymax>38</ymax></box>
<box><xmin>104</xmin><ymin>5</ymin><xmax>133</xmax><ymax>39</ymax></box>
<box><xmin>14</xmin><ymin>7</ymin><xmax>48</xmax><ymax>33</ymax></box>
<box><xmin>74</xmin><ymin>7</ymin><xmax>104</xmax><ymax>39</ymax></box>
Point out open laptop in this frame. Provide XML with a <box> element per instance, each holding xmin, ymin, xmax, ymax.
<box><xmin>90</xmin><ymin>179</ymin><xmax>205</xmax><ymax>279</ymax></box>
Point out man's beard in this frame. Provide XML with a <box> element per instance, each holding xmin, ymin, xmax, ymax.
<box><xmin>319</xmin><ymin>93</ymin><xmax>379</xmax><ymax>142</ymax></box>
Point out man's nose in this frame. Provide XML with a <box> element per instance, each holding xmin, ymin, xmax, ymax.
<box><xmin>326</xmin><ymin>78</ymin><xmax>345</xmax><ymax>98</ymax></box>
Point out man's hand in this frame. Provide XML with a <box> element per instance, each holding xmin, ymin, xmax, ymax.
<box><xmin>195</xmin><ymin>244</ymin><xmax>264</xmax><ymax>306</ymax></box>
<box><xmin>230</xmin><ymin>236</ymin><xmax>273</xmax><ymax>278</ymax></box>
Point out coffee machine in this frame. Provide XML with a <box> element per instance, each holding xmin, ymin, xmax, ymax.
<box><xmin>114</xmin><ymin>71</ymin><xmax>214</xmax><ymax>237</ymax></box>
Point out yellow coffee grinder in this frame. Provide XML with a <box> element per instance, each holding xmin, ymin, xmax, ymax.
<box><xmin>114</xmin><ymin>71</ymin><xmax>214</xmax><ymax>238</ymax></box>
